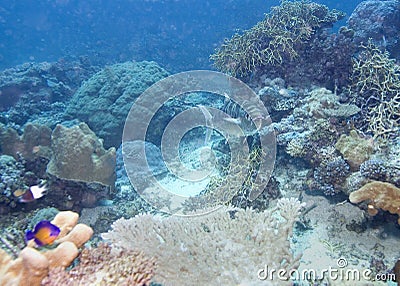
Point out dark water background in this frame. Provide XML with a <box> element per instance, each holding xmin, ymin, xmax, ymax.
<box><xmin>0</xmin><ymin>0</ymin><xmax>362</xmax><ymax>72</ymax></box>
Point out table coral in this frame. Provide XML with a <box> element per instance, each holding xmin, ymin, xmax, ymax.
<box><xmin>349</xmin><ymin>181</ymin><xmax>400</xmax><ymax>224</ymax></box>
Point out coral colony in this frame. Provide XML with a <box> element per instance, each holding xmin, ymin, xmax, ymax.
<box><xmin>0</xmin><ymin>0</ymin><xmax>400</xmax><ymax>285</ymax></box>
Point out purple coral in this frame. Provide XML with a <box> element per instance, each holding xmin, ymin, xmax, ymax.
<box><xmin>348</xmin><ymin>0</ymin><xmax>400</xmax><ymax>58</ymax></box>
<box><xmin>313</xmin><ymin>157</ymin><xmax>350</xmax><ymax>196</ymax></box>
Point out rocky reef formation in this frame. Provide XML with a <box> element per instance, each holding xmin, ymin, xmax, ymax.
<box><xmin>348</xmin><ymin>0</ymin><xmax>400</xmax><ymax>59</ymax></box>
<box><xmin>0</xmin><ymin>122</ymin><xmax>116</xmax><ymax>213</ymax></box>
<box><xmin>0</xmin><ymin>123</ymin><xmax>52</xmax><ymax>160</ymax></box>
<box><xmin>0</xmin><ymin>60</ymin><xmax>97</xmax><ymax>129</ymax></box>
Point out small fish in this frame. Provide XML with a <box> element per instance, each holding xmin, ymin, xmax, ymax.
<box><xmin>25</xmin><ymin>220</ymin><xmax>60</xmax><ymax>247</ymax></box>
<box><xmin>223</xmin><ymin>117</ymin><xmax>242</xmax><ymax>125</ymax></box>
<box><xmin>17</xmin><ymin>184</ymin><xmax>47</xmax><ymax>203</ymax></box>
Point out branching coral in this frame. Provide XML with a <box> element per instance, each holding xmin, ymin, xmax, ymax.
<box><xmin>349</xmin><ymin>181</ymin><xmax>400</xmax><ymax>224</ymax></box>
<box><xmin>41</xmin><ymin>243</ymin><xmax>156</xmax><ymax>286</ymax></box>
<box><xmin>210</xmin><ymin>0</ymin><xmax>344</xmax><ymax>76</ymax></box>
<box><xmin>348</xmin><ymin>41</ymin><xmax>400</xmax><ymax>139</ymax></box>
<box><xmin>102</xmin><ymin>198</ymin><xmax>305</xmax><ymax>286</ymax></box>
<box><xmin>182</xmin><ymin>146</ymin><xmax>279</xmax><ymax>212</ymax></box>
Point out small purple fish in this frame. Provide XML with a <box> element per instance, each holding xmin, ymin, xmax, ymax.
<box><xmin>25</xmin><ymin>220</ymin><xmax>60</xmax><ymax>247</ymax></box>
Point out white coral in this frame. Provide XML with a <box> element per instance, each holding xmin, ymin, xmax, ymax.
<box><xmin>102</xmin><ymin>198</ymin><xmax>305</xmax><ymax>286</ymax></box>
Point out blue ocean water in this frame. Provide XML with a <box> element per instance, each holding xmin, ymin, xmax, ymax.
<box><xmin>1</xmin><ymin>0</ymin><xmax>400</xmax><ymax>285</ymax></box>
<box><xmin>0</xmin><ymin>0</ymin><xmax>361</xmax><ymax>72</ymax></box>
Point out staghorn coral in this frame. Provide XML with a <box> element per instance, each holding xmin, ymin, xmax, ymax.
<box><xmin>41</xmin><ymin>243</ymin><xmax>156</xmax><ymax>286</ymax></box>
<box><xmin>102</xmin><ymin>198</ymin><xmax>305</xmax><ymax>286</ymax></box>
<box><xmin>210</xmin><ymin>0</ymin><xmax>345</xmax><ymax>77</ymax></box>
<box><xmin>349</xmin><ymin>181</ymin><xmax>400</xmax><ymax>224</ymax></box>
<box><xmin>0</xmin><ymin>211</ymin><xmax>93</xmax><ymax>286</ymax></box>
<box><xmin>181</xmin><ymin>146</ymin><xmax>279</xmax><ymax>212</ymax></box>
<box><xmin>348</xmin><ymin>41</ymin><xmax>400</xmax><ymax>140</ymax></box>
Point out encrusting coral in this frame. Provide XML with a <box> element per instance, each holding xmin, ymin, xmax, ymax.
<box><xmin>102</xmin><ymin>197</ymin><xmax>305</xmax><ymax>286</ymax></box>
<box><xmin>335</xmin><ymin>130</ymin><xmax>374</xmax><ymax>170</ymax></box>
<box><xmin>0</xmin><ymin>211</ymin><xmax>93</xmax><ymax>286</ymax></box>
<box><xmin>349</xmin><ymin>181</ymin><xmax>400</xmax><ymax>224</ymax></box>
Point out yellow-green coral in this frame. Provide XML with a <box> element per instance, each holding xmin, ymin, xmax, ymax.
<box><xmin>335</xmin><ymin>130</ymin><xmax>374</xmax><ymax>170</ymax></box>
<box><xmin>210</xmin><ymin>0</ymin><xmax>344</xmax><ymax>76</ymax></box>
<box><xmin>349</xmin><ymin>41</ymin><xmax>400</xmax><ymax>139</ymax></box>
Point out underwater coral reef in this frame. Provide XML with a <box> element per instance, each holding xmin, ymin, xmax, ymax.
<box><xmin>0</xmin><ymin>0</ymin><xmax>399</xmax><ymax>285</ymax></box>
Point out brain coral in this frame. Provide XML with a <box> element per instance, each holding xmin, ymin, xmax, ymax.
<box><xmin>65</xmin><ymin>61</ymin><xmax>169</xmax><ymax>148</ymax></box>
